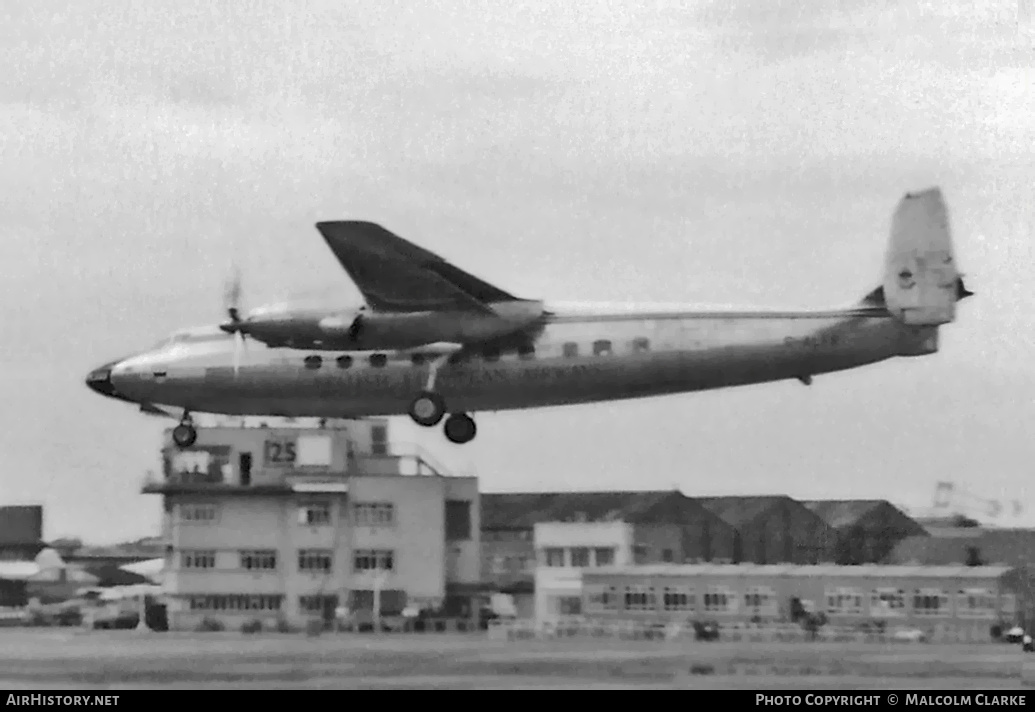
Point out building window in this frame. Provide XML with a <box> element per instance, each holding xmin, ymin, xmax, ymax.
<box><xmin>743</xmin><ymin>586</ymin><xmax>777</xmax><ymax>616</ymax></box>
<box><xmin>1002</xmin><ymin>593</ymin><xmax>1018</xmax><ymax>617</ymax></box>
<box><xmin>299</xmin><ymin>594</ymin><xmax>338</xmax><ymax>614</ymax></box>
<box><xmin>825</xmin><ymin>587</ymin><xmax>864</xmax><ymax>615</ymax></box>
<box><xmin>662</xmin><ymin>548</ymin><xmax>674</xmax><ymax>563</ymax></box>
<box><xmin>870</xmin><ymin>588</ymin><xmax>906</xmax><ymax>617</ymax></box>
<box><xmin>488</xmin><ymin>555</ymin><xmax>507</xmax><ymax>575</ymax></box>
<box><xmin>594</xmin><ymin>547</ymin><xmax>615</xmax><ymax>567</ymax></box>
<box><xmin>592</xmin><ymin>339</ymin><xmax>613</xmax><ymax>356</ymax></box>
<box><xmin>585</xmin><ymin>585</ymin><xmax>618</xmax><ymax>612</ymax></box>
<box><xmin>633</xmin><ymin>545</ymin><xmax>649</xmax><ymax>564</ymax></box>
<box><xmin>957</xmin><ymin>588</ymin><xmax>996</xmax><ymax>618</ymax></box>
<box><xmin>180</xmin><ymin>550</ymin><xmax>216</xmax><ymax>569</ymax></box>
<box><xmin>556</xmin><ymin>596</ymin><xmax>582</xmax><ymax>616</ymax></box>
<box><xmin>663</xmin><ymin>586</ymin><xmax>694</xmax><ymax>612</ymax></box>
<box><xmin>913</xmin><ymin>588</ymin><xmax>950</xmax><ymax>617</ymax></box>
<box><xmin>239</xmin><ymin>550</ymin><xmax>277</xmax><ymax>571</ymax></box>
<box><xmin>703</xmin><ymin>586</ymin><xmax>734</xmax><ymax>614</ymax></box>
<box><xmin>188</xmin><ymin>594</ymin><xmax>283</xmax><ymax>611</ymax></box>
<box><xmin>543</xmin><ymin>547</ymin><xmax>565</xmax><ymax>567</ymax></box>
<box><xmin>369</xmin><ymin>353</ymin><xmax>387</xmax><ymax>368</ymax></box>
<box><xmin>298</xmin><ymin>502</ymin><xmax>331</xmax><ymax>526</ymax></box>
<box><xmin>562</xmin><ymin>342</ymin><xmax>578</xmax><ymax>358</ymax></box>
<box><xmin>304</xmin><ymin>355</ymin><xmax>322</xmax><ymax>370</ymax></box>
<box><xmin>445</xmin><ymin>500</ymin><xmax>472</xmax><ymax>541</ymax></box>
<box><xmin>570</xmin><ymin>547</ymin><xmax>590</xmax><ymax>567</ymax></box>
<box><xmin>354</xmin><ymin>549</ymin><xmax>394</xmax><ymax>572</ymax></box>
<box><xmin>298</xmin><ymin>549</ymin><xmax>333</xmax><ymax>573</ymax></box>
<box><xmin>371</xmin><ymin>423</ymin><xmax>388</xmax><ymax>455</ymax></box>
<box><xmin>623</xmin><ymin>585</ymin><xmax>656</xmax><ymax>612</ymax></box>
<box><xmin>179</xmin><ymin>504</ymin><xmax>218</xmax><ymax>524</ymax></box>
<box><xmin>336</xmin><ymin>355</ymin><xmax>352</xmax><ymax>369</ymax></box>
<box><xmin>353</xmin><ymin>502</ymin><xmax>395</xmax><ymax>527</ymax></box>
<box><xmin>632</xmin><ymin>337</ymin><xmax>650</xmax><ymax>353</ymax></box>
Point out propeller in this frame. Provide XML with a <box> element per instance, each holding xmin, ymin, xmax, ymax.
<box><xmin>220</xmin><ymin>267</ymin><xmax>248</xmax><ymax>377</ymax></box>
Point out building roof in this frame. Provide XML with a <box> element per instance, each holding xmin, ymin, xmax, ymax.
<box><xmin>800</xmin><ymin>500</ymin><xmax>887</xmax><ymax>529</ymax></box>
<box><xmin>695</xmin><ymin>495</ymin><xmax>799</xmax><ymax>527</ymax></box>
<box><xmin>585</xmin><ymin>563</ymin><xmax>1014</xmax><ymax>579</ymax></box>
<box><xmin>481</xmin><ymin>491</ymin><xmax>717</xmax><ymax>529</ymax></box>
<box><xmin>885</xmin><ymin>529</ymin><xmax>1035</xmax><ymax>567</ymax></box>
<box><xmin>0</xmin><ymin>505</ymin><xmax>43</xmax><ymax>546</ymax></box>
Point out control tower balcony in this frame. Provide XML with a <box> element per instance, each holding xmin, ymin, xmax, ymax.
<box><xmin>141</xmin><ymin>419</ymin><xmax>456</xmax><ymax>495</ymax></box>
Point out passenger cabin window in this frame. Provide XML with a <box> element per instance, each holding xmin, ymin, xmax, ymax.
<box><xmin>304</xmin><ymin>355</ymin><xmax>322</xmax><ymax>370</ymax></box>
<box><xmin>369</xmin><ymin>353</ymin><xmax>387</xmax><ymax>368</ymax></box>
<box><xmin>562</xmin><ymin>342</ymin><xmax>578</xmax><ymax>358</ymax></box>
<box><xmin>593</xmin><ymin>339</ymin><xmax>613</xmax><ymax>356</ymax></box>
<box><xmin>632</xmin><ymin>337</ymin><xmax>650</xmax><ymax>353</ymax></box>
<box><xmin>336</xmin><ymin>355</ymin><xmax>352</xmax><ymax>369</ymax></box>
<box><xmin>481</xmin><ymin>347</ymin><xmax>500</xmax><ymax>362</ymax></box>
<box><xmin>518</xmin><ymin>344</ymin><xmax>535</xmax><ymax>360</ymax></box>
<box><xmin>410</xmin><ymin>353</ymin><xmax>426</xmax><ymax>366</ymax></box>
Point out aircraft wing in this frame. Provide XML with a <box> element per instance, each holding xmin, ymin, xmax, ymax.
<box><xmin>315</xmin><ymin>221</ymin><xmax>518</xmax><ymax>314</ymax></box>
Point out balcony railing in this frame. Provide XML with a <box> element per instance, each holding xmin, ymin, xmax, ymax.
<box><xmin>142</xmin><ymin>442</ymin><xmax>468</xmax><ymax>492</ymax></box>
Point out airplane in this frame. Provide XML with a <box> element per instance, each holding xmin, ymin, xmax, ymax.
<box><xmin>86</xmin><ymin>187</ymin><xmax>972</xmax><ymax>449</ymax></box>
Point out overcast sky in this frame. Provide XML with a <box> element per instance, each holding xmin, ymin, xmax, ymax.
<box><xmin>1</xmin><ymin>1</ymin><xmax>1032</xmax><ymax>543</ymax></box>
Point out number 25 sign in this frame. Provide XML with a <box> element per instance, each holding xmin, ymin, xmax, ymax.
<box><xmin>264</xmin><ymin>439</ymin><xmax>297</xmax><ymax>466</ymax></box>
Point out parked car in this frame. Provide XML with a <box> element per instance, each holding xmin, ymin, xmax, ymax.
<box><xmin>1005</xmin><ymin>626</ymin><xmax>1026</xmax><ymax>644</ymax></box>
<box><xmin>891</xmin><ymin>627</ymin><xmax>926</xmax><ymax>643</ymax></box>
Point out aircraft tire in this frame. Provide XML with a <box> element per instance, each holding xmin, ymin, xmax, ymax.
<box><xmin>443</xmin><ymin>413</ymin><xmax>476</xmax><ymax>444</ymax></box>
<box><xmin>409</xmin><ymin>391</ymin><xmax>446</xmax><ymax>427</ymax></box>
<box><xmin>172</xmin><ymin>424</ymin><xmax>198</xmax><ymax>449</ymax></box>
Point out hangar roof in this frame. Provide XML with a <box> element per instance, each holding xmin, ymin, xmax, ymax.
<box><xmin>696</xmin><ymin>495</ymin><xmax>805</xmax><ymax>527</ymax></box>
<box><xmin>481</xmin><ymin>491</ymin><xmax>724</xmax><ymax>530</ymax></box>
<box><xmin>800</xmin><ymin>500</ymin><xmax>886</xmax><ymax>529</ymax></box>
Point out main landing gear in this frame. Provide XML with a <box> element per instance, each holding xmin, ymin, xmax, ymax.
<box><xmin>406</xmin><ymin>353</ymin><xmax>477</xmax><ymax>445</ymax></box>
<box><xmin>172</xmin><ymin>412</ymin><xmax>198</xmax><ymax>449</ymax></box>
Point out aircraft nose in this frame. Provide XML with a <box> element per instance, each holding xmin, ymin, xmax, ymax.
<box><xmin>85</xmin><ymin>360</ymin><xmax>122</xmax><ymax>399</ymax></box>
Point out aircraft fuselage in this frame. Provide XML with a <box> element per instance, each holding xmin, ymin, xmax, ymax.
<box><xmin>103</xmin><ymin>301</ymin><xmax>936</xmax><ymax>420</ymax></box>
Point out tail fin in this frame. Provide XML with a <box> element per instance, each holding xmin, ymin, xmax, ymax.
<box><xmin>879</xmin><ymin>187</ymin><xmax>971</xmax><ymax>325</ymax></box>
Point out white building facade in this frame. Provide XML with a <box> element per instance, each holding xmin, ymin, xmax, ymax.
<box><xmin>146</xmin><ymin>419</ymin><xmax>481</xmax><ymax>631</ymax></box>
<box><xmin>532</xmin><ymin>521</ymin><xmax>635</xmax><ymax>622</ymax></box>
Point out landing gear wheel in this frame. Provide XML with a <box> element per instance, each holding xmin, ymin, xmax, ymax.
<box><xmin>409</xmin><ymin>391</ymin><xmax>446</xmax><ymax>427</ymax></box>
<box><xmin>443</xmin><ymin>413</ymin><xmax>477</xmax><ymax>445</ymax></box>
<box><xmin>172</xmin><ymin>423</ymin><xmax>197</xmax><ymax>449</ymax></box>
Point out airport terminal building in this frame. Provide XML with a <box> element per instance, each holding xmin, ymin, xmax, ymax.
<box><xmin>572</xmin><ymin>563</ymin><xmax>1031</xmax><ymax>638</ymax></box>
<box><xmin>143</xmin><ymin>419</ymin><xmax>481</xmax><ymax>631</ymax></box>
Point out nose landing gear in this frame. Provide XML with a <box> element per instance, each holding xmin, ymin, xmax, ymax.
<box><xmin>171</xmin><ymin>412</ymin><xmax>197</xmax><ymax>449</ymax></box>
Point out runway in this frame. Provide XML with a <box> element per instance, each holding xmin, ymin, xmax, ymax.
<box><xmin>1</xmin><ymin>630</ymin><xmax>1029</xmax><ymax>690</ymax></box>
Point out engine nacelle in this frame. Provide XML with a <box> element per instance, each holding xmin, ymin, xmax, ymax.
<box><xmin>319</xmin><ymin>300</ymin><xmax>546</xmax><ymax>350</ymax></box>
